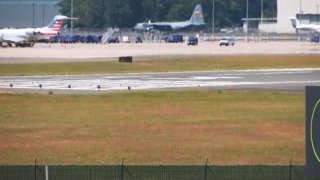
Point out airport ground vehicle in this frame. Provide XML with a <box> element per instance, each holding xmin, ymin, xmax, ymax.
<box><xmin>219</xmin><ymin>37</ymin><xmax>235</xmax><ymax>46</ymax></box>
<box><xmin>47</xmin><ymin>35</ymin><xmax>102</xmax><ymax>43</ymax></box>
<box><xmin>135</xmin><ymin>36</ymin><xmax>143</xmax><ymax>43</ymax></box>
<box><xmin>187</xmin><ymin>36</ymin><xmax>198</xmax><ymax>45</ymax></box>
<box><xmin>165</xmin><ymin>34</ymin><xmax>184</xmax><ymax>43</ymax></box>
<box><xmin>107</xmin><ymin>36</ymin><xmax>120</xmax><ymax>43</ymax></box>
<box><xmin>309</xmin><ymin>35</ymin><xmax>320</xmax><ymax>43</ymax></box>
<box><xmin>42</xmin><ymin>34</ymin><xmax>102</xmax><ymax>43</ymax></box>
<box><xmin>84</xmin><ymin>35</ymin><xmax>102</xmax><ymax>43</ymax></box>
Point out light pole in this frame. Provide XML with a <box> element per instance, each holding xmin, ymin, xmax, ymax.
<box><xmin>260</xmin><ymin>0</ymin><xmax>263</xmax><ymax>25</ymax></box>
<box><xmin>212</xmin><ymin>0</ymin><xmax>215</xmax><ymax>41</ymax></box>
<box><xmin>43</xmin><ymin>4</ymin><xmax>45</xmax><ymax>26</ymax></box>
<box><xmin>297</xmin><ymin>0</ymin><xmax>302</xmax><ymax>42</ymax></box>
<box><xmin>246</xmin><ymin>0</ymin><xmax>249</xmax><ymax>42</ymax></box>
<box><xmin>299</xmin><ymin>0</ymin><xmax>302</xmax><ymax>14</ymax></box>
<box><xmin>317</xmin><ymin>4</ymin><xmax>320</xmax><ymax>25</ymax></box>
<box><xmin>260</xmin><ymin>0</ymin><xmax>263</xmax><ymax>41</ymax></box>
<box><xmin>71</xmin><ymin>0</ymin><xmax>74</xmax><ymax>35</ymax></box>
<box><xmin>32</xmin><ymin>3</ymin><xmax>35</xmax><ymax>28</ymax></box>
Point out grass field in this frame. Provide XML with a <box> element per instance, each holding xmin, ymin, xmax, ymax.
<box><xmin>0</xmin><ymin>91</ymin><xmax>304</xmax><ymax>165</ymax></box>
<box><xmin>0</xmin><ymin>55</ymin><xmax>320</xmax><ymax>76</ymax></box>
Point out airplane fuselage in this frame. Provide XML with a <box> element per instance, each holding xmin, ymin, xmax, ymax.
<box><xmin>134</xmin><ymin>4</ymin><xmax>206</xmax><ymax>32</ymax></box>
<box><xmin>135</xmin><ymin>21</ymin><xmax>205</xmax><ymax>32</ymax></box>
<box><xmin>0</xmin><ymin>28</ymin><xmax>59</xmax><ymax>47</ymax></box>
<box><xmin>290</xmin><ymin>17</ymin><xmax>320</xmax><ymax>33</ymax></box>
<box><xmin>134</xmin><ymin>21</ymin><xmax>189</xmax><ymax>31</ymax></box>
<box><xmin>1</xmin><ymin>15</ymin><xmax>69</xmax><ymax>47</ymax></box>
<box><xmin>296</xmin><ymin>24</ymin><xmax>320</xmax><ymax>32</ymax></box>
<box><xmin>0</xmin><ymin>29</ymin><xmax>34</xmax><ymax>40</ymax></box>
<box><xmin>0</xmin><ymin>29</ymin><xmax>36</xmax><ymax>47</ymax></box>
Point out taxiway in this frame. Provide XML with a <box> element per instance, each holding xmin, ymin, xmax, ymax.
<box><xmin>0</xmin><ymin>68</ymin><xmax>319</xmax><ymax>94</ymax></box>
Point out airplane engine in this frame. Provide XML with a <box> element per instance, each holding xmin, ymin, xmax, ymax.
<box><xmin>33</xmin><ymin>31</ymin><xmax>41</xmax><ymax>35</ymax></box>
<box><xmin>25</xmin><ymin>29</ymin><xmax>34</xmax><ymax>36</ymax></box>
<box><xmin>25</xmin><ymin>29</ymin><xmax>40</xmax><ymax>36</ymax></box>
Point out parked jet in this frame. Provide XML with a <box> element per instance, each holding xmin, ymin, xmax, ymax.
<box><xmin>290</xmin><ymin>17</ymin><xmax>320</xmax><ymax>32</ymax></box>
<box><xmin>0</xmin><ymin>15</ymin><xmax>70</xmax><ymax>47</ymax></box>
<box><xmin>134</xmin><ymin>4</ymin><xmax>206</xmax><ymax>32</ymax></box>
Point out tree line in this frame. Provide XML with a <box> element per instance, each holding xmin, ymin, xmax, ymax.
<box><xmin>57</xmin><ymin>0</ymin><xmax>277</xmax><ymax>29</ymax></box>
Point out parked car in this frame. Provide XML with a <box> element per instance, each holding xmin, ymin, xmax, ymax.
<box><xmin>165</xmin><ymin>34</ymin><xmax>184</xmax><ymax>43</ymax></box>
<box><xmin>107</xmin><ymin>36</ymin><xmax>120</xmax><ymax>43</ymax></box>
<box><xmin>187</xmin><ymin>36</ymin><xmax>198</xmax><ymax>45</ymax></box>
<box><xmin>219</xmin><ymin>37</ymin><xmax>235</xmax><ymax>46</ymax></box>
<box><xmin>310</xmin><ymin>36</ymin><xmax>320</xmax><ymax>43</ymax></box>
<box><xmin>85</xmin><ymin>35</ymin><xmax>101</xmax><ymax>43</ymax></box>
<box><xmin>135</xmin><ymin>36</ymin><xmax>143</xmax><ymax>43</ymax></box>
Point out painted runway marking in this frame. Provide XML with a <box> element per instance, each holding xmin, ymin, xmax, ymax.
<box><xmin>0</xmin><ymin>69</ymin><xmax>319</xmax><ymax>92</ymax></box>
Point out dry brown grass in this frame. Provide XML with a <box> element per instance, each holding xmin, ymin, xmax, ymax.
<box><xmin>0</xmin><ymin>55</ymin><xmax>319</xmax><ymax>76</ymax></box>
<box><xmin>0</xmin><ymin>91</ymin><xmax>304</xmax><ymax>165</ymax></box>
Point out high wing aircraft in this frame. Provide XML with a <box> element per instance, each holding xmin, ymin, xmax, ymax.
<box><xmin>0</xmin><ymin>15</ymin><xmax>70</xmax><ymax>47</ymax></box>
<box><xmin>290</xmin><ymin>17</ymin><xmax>320</xmax><ymax>33</ymax></box>
<box><xmin>134</xmin><ymin>4</ymin><xmax>206</xmax><ymax>32</ymax></box>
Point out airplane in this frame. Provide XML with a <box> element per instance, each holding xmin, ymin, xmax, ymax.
<box><xmin>0</xmin><ymin>15</ymin><xmax>70</xmax><ymax>47</ymax></box>
<box><xmin>290</xmin><ymin>16</ymin><xmax>320</xmax><ymax>33</ymax></box>
<box><xmin>134</xmin><ymin>4</ymin><xmax>206</xmax><ymax>32</ymax></box>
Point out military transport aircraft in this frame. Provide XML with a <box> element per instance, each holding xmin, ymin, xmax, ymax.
<box><xmin>134</xmin><ymin>4</ymin><xmax>206</xmax><ymax>32</ymax></box>
<box><xmin>0</xmin><ymin>15</ymin><xmax>70</xmax><ymax>47</ymax></box>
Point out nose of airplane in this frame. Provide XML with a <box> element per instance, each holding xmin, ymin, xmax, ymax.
<box><xmin>134</xmin><ymin>24</ymin><xmax>140</xmax><ymax>31</ymax></box>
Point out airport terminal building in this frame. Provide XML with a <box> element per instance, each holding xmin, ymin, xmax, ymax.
<box><xmin>0</xmin><ymin>0</ymin><xmax>59</xmax><ymax>28</ymax></box>
<box><xmin>260</xmin><ymin>0</ymin><xmax>320</xmax><ymax>33</ymax></box>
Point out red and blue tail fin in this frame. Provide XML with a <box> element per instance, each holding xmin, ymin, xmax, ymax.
<box><xmin>47</xmin><ymin>15</ymin><xmax>69</xmax><ymax>32</ymax></box>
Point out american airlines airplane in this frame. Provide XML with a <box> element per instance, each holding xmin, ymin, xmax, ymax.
<box><xmin>134</xmin><ymin>4</ymin><xmax>206</xmax><ymax>32</ymax></box>
<box><xmin>290</xmin><ymin>16</ymin><xmax>320</xmax><ymax>33</ymax></box>
<box><xmin>0</xmin><ymin>15</ymin><xmax>70</xmax><ymax>47</ymax></box>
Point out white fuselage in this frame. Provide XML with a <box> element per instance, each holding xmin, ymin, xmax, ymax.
<box><xmin>290</xmin><ymin>17</ymin><xmax>320</xmax><ymax>32</ymax></box>
<box><xmin>0</xmin><ymin>28</ymin><xmax>58</xmax><ymax>42</ymax></box>
<box><xmin>297</xmin><ymin>24</ymin><xmax>320</xmax><ymax>32</ymax></box>
<box><xmin>0</xmin><ymin>28</ymin><xmax>34</xmax><ymax>42</ymax></box>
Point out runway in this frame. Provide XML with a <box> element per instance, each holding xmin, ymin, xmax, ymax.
<box><xmin>0</xmin><ymin>68</ymin><xmax>319</xmax><ymax>94</ymax></box>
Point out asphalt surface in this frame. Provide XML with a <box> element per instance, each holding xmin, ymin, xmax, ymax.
<box><xmin>0</xmin><ymin>42</ymin><xmax>320</xmax><ymax>63</ymax></box>
<box><xmin>0</xmin><ymin>68</ymin><xmax>319</xmax><ymax>94</ymax></box>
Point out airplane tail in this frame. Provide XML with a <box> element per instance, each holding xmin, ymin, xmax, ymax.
<box><xmin>47</xmin><ymin>15</ymin><xmax>69</xmax><ymax>32</ymax></box>
<box><xmin>289</xmin><ymin>17</ymin><xmax>299</xmax><ymax>28</ymax></box>
<box><xmin>189</xmin><ymin>4</ymin><xmax>205</xmax><ymax>25</ymax></box>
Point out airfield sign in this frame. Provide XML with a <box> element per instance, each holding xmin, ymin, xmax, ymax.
<box><xmin>306</xmin><ymin>86</ymin><xmax>320</xmax><ymax>179</ymax></box>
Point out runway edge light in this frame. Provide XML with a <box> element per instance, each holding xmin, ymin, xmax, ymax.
<box><xmin>306</xmin><ymin>86</ymin><xmax>320</xmax><ymax>179</ymax></box>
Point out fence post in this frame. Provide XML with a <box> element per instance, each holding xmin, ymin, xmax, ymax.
<box><xmin>121</xmin><ymin>158</ymin><xmax>124</xmax><ymax>180</ymax></box>
<box><xmin>34</xmin><ymin>159</ymin><xmax>37</xmax><ymax>180</ymax></box>
<box><xmin>45</xmin><ymin>165</ymin><xmax>49</xmax><ymax>180</ymax></box>
<box><xmin>289</xmin><ymin>158</ymin><xmax>292</xmax><ymax>180</ymax></box>
<box><xmin>204</xmin><ymin>159</ymin><xmax>208</xmax><ymax>180</ymax></box>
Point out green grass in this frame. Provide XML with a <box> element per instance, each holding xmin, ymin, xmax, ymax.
<box><xmin>0</xmin><ymin>91</ymin><xmax>305</xmax><ymax>165</ymax></box>
<box><xmin>0</xmin><ymin>55</ymin><xmax>320</xmax><ymax>76</ymax></box>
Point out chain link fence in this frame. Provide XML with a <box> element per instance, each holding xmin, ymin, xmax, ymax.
<box><xmin>0</xmin><ymin>163</ymin><xmax>305</xmax><ymax>180</ymax></box>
